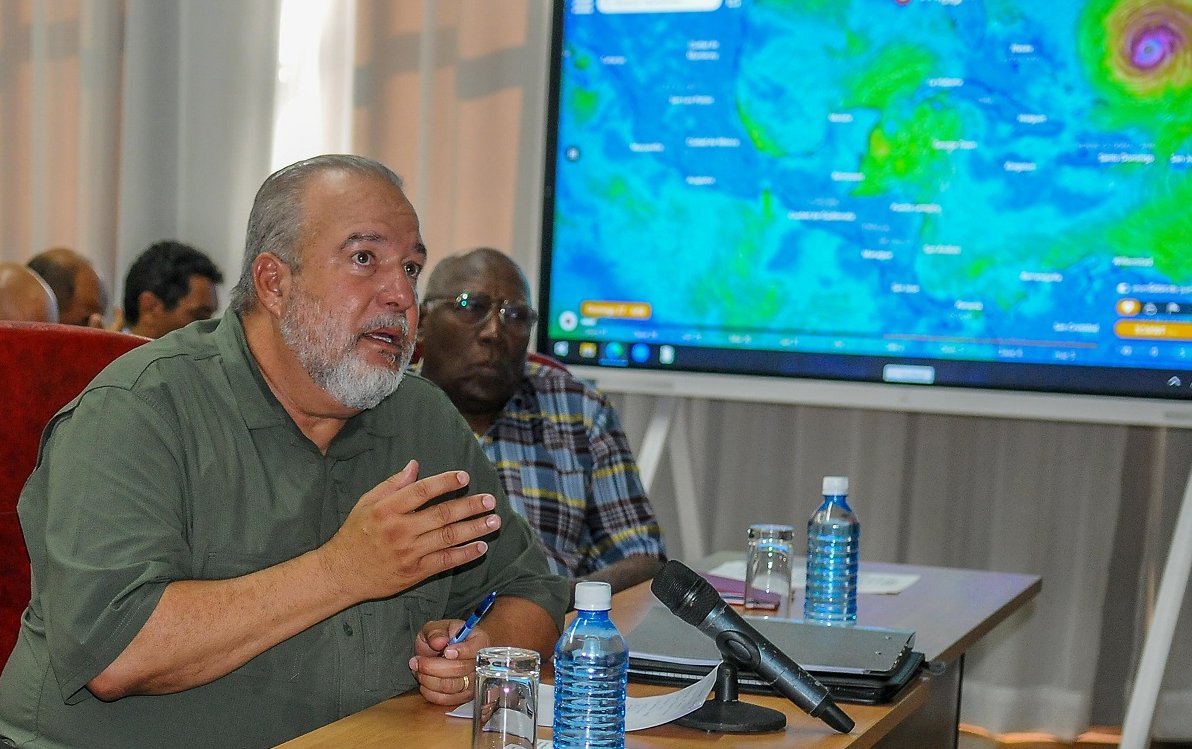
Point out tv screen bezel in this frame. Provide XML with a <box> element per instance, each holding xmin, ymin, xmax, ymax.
<box><xmin>534</xmin><ymin>0</ymin><xmax>1192</xmax><ymax>428</ymax></box>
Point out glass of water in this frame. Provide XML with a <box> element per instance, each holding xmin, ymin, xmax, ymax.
<box><xmin>471</xmin><ymin>647</ymin><xmax>540</xmax><ymax>749</ymax></box>
<box><xmin>744</xmin><ymin>523</ymin><xmax>795</xmax><ymax>617</ymax></box>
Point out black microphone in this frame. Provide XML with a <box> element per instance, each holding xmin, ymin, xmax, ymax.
<box><xmin>651</xmin><ymin>560</ymin><xmax>854</xmax><ymax>734</ymax></box>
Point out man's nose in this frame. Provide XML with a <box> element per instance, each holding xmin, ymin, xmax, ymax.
<box><xmin>476</xmin><ymin>306</ymin><xmax>504</xmax><ymax>339</ymax></box>
<box><xmin>378</xmin><ymin>268</ymin><xmax>416</xmax><ymax>308</ymax></box>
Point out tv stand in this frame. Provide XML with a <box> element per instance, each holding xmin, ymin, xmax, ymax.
<box><xmin>637</xmin><ymin>395</ymin><xmax>705</xmax><ymax>560</ymax></box>
<box><xmin>1121</xmin><ymin>461</ymin><xmax>1192</xmax><ymax>747</ymax></box>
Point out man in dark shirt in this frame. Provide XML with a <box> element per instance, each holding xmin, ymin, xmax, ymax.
<box><xmin>0</xmin><ymin>156</ymin><xmax>567</xmax><ymax>748</ymax></box>
<box><xmin>122</xmin><ymin>240</ymin><xmax>224</xmax><ymax>338</ymax></box>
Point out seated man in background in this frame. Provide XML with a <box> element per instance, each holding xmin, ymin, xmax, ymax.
<box><xmin>0</xmin><ymin>156</ymin><xmax>566</xmax><ymax>748</ymax></box>
<box><xmin>0</xmin><ymin>262</ymin><xmax>58</xmax><ymax>322</ymax></box>
<box><xmin>418</xmin><ymin>248</ymin><xmax>666</xmax><ymax>596</ymax></box>
<box><xmin>26</xmin><ymin>247</ymin><xmax>108</xmax><ymax>327</ymax></box>
<box><xmin>123</xmin><ymin>239</ymin><xmax>224</xmax><ymax>338</ymax></box>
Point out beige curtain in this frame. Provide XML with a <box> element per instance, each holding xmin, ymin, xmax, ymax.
<box><xmin>0</xmin><ymin>0</ymin><xmax>278</xmax><ymax>319</ymax></box>
<box><xmin>352</xmin><ymin>0</ymin><xmax>549</xmax><ymax>281</ymax></box>
<box><xmin>0</xmin><ymin>0</ymin><xmax>124</xmax><ymax>284</ymax></box>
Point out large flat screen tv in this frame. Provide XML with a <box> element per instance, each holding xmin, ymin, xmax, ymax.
<box><xmin>537</xmin><ymin>0</ymin><xmax>1192</xmax><ymax>426</ymax></box>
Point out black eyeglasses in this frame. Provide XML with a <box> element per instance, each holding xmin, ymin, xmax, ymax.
<box><xmin>423</xmin><ymin>292</ymin><xmax>539</xmax><ymax>332</ymax></box>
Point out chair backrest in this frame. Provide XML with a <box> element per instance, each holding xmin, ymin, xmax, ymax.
<box><xmin>0</xmin><ymin>322</ymin><xmax>148</xmax><ymax>659</ymax></box>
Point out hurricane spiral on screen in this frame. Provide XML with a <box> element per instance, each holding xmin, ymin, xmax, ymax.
<box><xmin>1080</xmin><ymin>0</ymin><xmax>1192</xmax><ymax>152</ymax></box>
<box><xmin>1105</xmin><ymin>0</ymin><xmax>1192</xmax><ymax>93</ymax></box>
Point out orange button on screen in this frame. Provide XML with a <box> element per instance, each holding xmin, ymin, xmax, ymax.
<box><xmin>1116</xmin><ymin>298</ymin><xmax>1140</xmax><ymax>316</ymax></box>
<box><xmin>1114</xmin><ymin>320</ymin><xmax>1192</xmax><ymax>341</ymax></box>
<box><xmin>580</xmin><ymin>300</ymin><xmax>652</xmax><ymax>320</ymax></box>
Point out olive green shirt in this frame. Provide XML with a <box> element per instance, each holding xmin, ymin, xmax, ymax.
<box><xmin>0</xmin><ymin>314</ymin><xmax>567</xmax><ymax>748</ymax></box>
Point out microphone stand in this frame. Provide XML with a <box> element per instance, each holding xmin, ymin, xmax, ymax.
<box><xmin>676</xmin><ymin>661</ymin><xmax>787</xmax><ymax>733</ymax></box>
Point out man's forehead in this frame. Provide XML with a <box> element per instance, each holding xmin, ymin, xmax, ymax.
<box><xmin>309</xmin><ymin>167</ymin><xmax>409</xmax><ymax>201</ymax></box>
<box><xmin>187</xmin><ymin>274</ymin><xmax>218</xmax><ymax>296</ymax></box>
<box><xmin>442</xmin><ymin>257</ymin><xmax>526</xmax><ymax>293</ymax></box>
<box><xmin>300</xmin><ymin>172</ymin><xmax>423</xmax><ymax>244</ymax></box>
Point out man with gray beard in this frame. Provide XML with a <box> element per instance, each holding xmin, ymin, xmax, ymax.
<box><xmin>0</xmin><ymin>155</ymin><xmax>568</xmax><ymax>748</ymax></box>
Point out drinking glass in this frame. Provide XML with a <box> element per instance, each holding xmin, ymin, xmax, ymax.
<box><xmin>744</xmin><ymin>523</ymin><xmax>795</xmax><ymax>617</ymax></box>
<box><xmin>471</xmin><ymin>647</ymin><xmax>540</xmax><ymax>749</ymax></box>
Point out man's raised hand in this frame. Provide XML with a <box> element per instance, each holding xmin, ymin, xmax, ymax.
<box><xmin>317</xmin><ymin>460</ymin><xmax>502</xmax><ymax>604</ymax></box>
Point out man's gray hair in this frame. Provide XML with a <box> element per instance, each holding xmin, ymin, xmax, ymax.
<box><xmin>228</xmin><ymin>154</ymin><xmax>405</xmax><ymax>313</ymax></box>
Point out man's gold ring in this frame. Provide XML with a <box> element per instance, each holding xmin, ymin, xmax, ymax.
<box><xmin>462</xmin><ymin>674</ymin><xmax>470</xmax><ymax>692</ymax></box>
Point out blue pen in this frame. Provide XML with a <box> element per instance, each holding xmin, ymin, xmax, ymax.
<box><xmin>448</xmin><ymin>590</ymin><xmax>498</xmax><ymax>645</ymax></box>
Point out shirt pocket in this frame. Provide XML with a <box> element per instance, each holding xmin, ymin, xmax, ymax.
<box><xmin>362</xmin><ymin>578</ymin><xmax>450</xmax><ymax>694</ymax></box>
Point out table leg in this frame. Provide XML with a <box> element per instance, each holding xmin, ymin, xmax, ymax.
<box><xmin>872</xmin><ymin>655</ymin><xmax>963</xmax><ymax>749</ymax></box>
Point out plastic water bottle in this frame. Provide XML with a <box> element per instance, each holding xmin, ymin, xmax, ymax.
<box><xmin>552</xmin><ymin>581</ymin><xmax>627</xmax><ymax>749</ymax></box>
<box><xmin>804</xmin><ymin>475</ymin><xmax>860</xmax><ymax>625</ymax></box>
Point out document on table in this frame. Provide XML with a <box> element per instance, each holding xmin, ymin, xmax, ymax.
<box><xmin>447</xmin><ymin>666</ymin><xmax>717</xmax><ymax>732</ymax></box>
<box><xmin>708</xmin><ymin>559</ymin><xmax>920</xmax><ymax>595</ymax></box>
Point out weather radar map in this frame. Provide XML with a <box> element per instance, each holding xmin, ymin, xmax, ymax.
<box><xmin>541</xmin><ymin>0</ymin><xmax>1192</xmax><ymax>400</ymax></box>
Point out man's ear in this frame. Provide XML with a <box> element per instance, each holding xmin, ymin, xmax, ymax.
<box><xmin>252</xmin><ymin>252</ymin><xmax>291</xmax><ymax>317</ymax></box>
<box><xmin>137</xmin><ymin>290</ymin><xmax>164</xmax><ymax>319</ymax></box>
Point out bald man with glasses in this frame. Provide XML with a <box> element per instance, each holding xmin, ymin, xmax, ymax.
<box><xmin>418</xmin><ymin>248</ymin><xmax>666</xmax><ymax>600</ymax></box>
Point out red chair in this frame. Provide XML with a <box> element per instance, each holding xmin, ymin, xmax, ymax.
<box><xmin>0</xmin><ymin>322</ymin><xmax>148</xmax><ymax>659</ymax></box>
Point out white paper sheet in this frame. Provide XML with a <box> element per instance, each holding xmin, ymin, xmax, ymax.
<box><xmin>448</xmin><ymin>666</ymin><xmax>718</xmax><ymax>732</ymax></box>
<box><xmin>709</xmin><ymin>559</ymin><xmax>919</xmax><ymax>595</ymax></box>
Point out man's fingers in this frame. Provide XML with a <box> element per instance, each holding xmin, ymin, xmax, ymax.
<box><xmin>419</xmin><ymin>683</ymin><xmax>471</xmax><ymax>706</ymax></box>
<box><xmin>396</xmin><ymin>540</ymin><xmax>490</xmax><ymax>586</ymax></box>
<box><xmin>410</xmin><ymin>656</ymin><xmax>476</xmax><ymax>705</ymax></box>
<box><xmin>331</xmin><ymin>468</ymin><xmax>496</xmax><ymax>602</ymax></box>
<box><xmin>410</xmin><ymin>655</ymin><xmax>473</xmax><ymax>680</ymax></box>
<box><xmin>356</xmin><ymin>460</ymin><xmax>420</xmax><ymax>507</ymax></box>
<box><xmin>417</xmin><ymin>620</ymin><xmax>453</xmax><ymax>655</ymax></box>
<box><xmin>430</xmin><ymin>507</ymin><xmax>500</xmax><ymax>548</ymax></box>
<box><xmin>426</xmin><ymin>673</ymin><xmax>469</xmax><ymax>696</ymax></box>
<box><xmin>399</xmin><ymin>470</ymin><xmax>470</xmax><ymax>511</ymax></box>
<box><xmin>424</xmin><ymin>540</ymin><xmax>489</xmax><ymax>578</ymax></box>
<box><xmin>384</xmin><ymin>493</ymin><xmax>497</xmax><ymax>555</ymax></box>
<box><xmin>364</xmin><ymin>467</ymin><xmax>471</xmax><ymax>512</ymax></box>
<box><xmin>396</xmin><ymin>515</ymin><xmax>499</xmax><ymax>582</ymax></box>
<box><xmin>370</xmin><ymin>493</ymin><xmax>496</xmax><ymax>553</ymax></box>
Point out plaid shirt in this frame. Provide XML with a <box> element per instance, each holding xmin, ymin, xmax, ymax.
<box><xmin>478</xmin><ymin>360</ymin><xmax>666</xmax><ymax>578</ymax></box>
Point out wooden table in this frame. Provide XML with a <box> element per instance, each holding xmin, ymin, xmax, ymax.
<box><xmin>276</xmin><ymin>558</ymin><xmax>1040</xmax><ymax>749</ymax></box>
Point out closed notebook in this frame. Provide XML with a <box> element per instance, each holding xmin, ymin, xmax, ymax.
<box><xmin>626</xmin><ymin>606</ymin><xmax>923</xmax><ymax>705</ymax></box>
